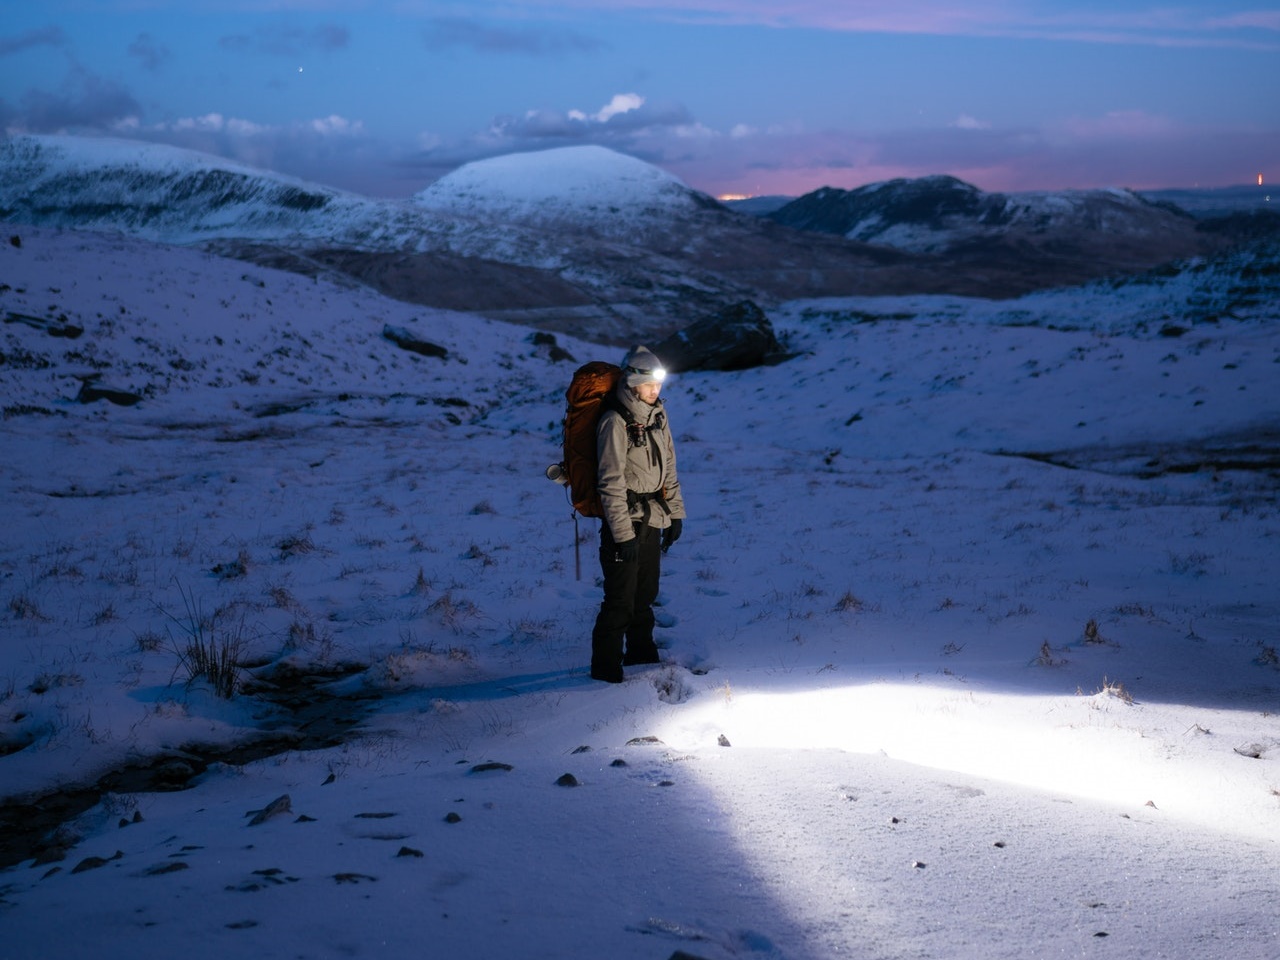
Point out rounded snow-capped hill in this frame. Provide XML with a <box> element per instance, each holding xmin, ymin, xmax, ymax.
<box><xmin>412</xmin><ymin>146</ymin><xmax>718</xmax><ymax>237</ymax></box>
<box><xmin>0</xmin><ymin>133</ymin><xmax>427</xmax><ymax>248</ymax></box>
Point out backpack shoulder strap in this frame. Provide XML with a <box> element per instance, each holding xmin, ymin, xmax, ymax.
<box><xmin>601</xmin><ymin>389</ymin><xmax>636</xmax><ymax>424</ymax></box>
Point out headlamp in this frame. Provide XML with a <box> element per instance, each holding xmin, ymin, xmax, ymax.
<box><xmin>626</xmin><ymin>364</ymin><xmax>667</xmax><ymax>383</ymax></box>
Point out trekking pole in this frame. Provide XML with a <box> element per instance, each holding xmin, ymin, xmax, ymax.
<box><xmin>572</xmin><ymin>511</ymin><xmax>581</xmax><ymax>581</ymax></box>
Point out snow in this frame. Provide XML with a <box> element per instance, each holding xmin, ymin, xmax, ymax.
<box><xmin>0</xmin><ymin>135</ymin><xmax>716</xmax><ymax>279</ymax></box>
<box><xmin>2</xmin><ymin>224</ymin><xmax>1279</xmax><ymax>959</ymax></box>
<box><xmin>3</xmin><ymin>133</ymin><xmax>304</xmax><ymax>185</ymax></box>
<box><xmin>412</xmin><ymin>145</ymin><xmax>705</xmax><ymax>230</ymax></box>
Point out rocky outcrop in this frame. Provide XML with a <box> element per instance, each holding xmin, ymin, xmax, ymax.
<box><xmin>654</xmin><ymin>300</ymin><xmax>786</xmax><ymax>372</ymax></box>
<box><xmin>382</xmin><ymin>324</ymin><xmax>448</xmax><ymax>359</ymax></box>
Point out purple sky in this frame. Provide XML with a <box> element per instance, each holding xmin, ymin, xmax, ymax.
<box><xmin>2</xmin><ymin>1</ymin><xmax>1277</xmax><ymax>198</ymax></box>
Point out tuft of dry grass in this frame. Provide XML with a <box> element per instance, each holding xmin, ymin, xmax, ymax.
<box><xmin>163</xmin><ymin>584</ymin><xmax>246</xmax><ymax>699</ymax></box>
<box><xmin>276</xmin><ymin>529</ymin><xmax>316</xmax><ymax>559</ymax></box>
<box><xmin>134</xmin><ymin>628</ymin><xmax>165</xmax><ymax>653</ymax></box>
<box><xmin>210</xmin><ymin>550</ymin><xmax>250</xmax><ymax>581</ymax></box>
<box><xmin>1089</xmin><ymin>676</ymin><xmax>1135</xmax><ymax>705</ymax></box>
<box><xmin>411</xmin><ymin>567</ymin><xmax>433</xmax><ymax>596</ymax></box>
<box><xmin>834</xmin><ymin>590</ymin><xmax>865</xmax><ymax>613</ymax></box>
<box><xmin>1034</xmin><ymin>641</ymin><xmax>1067</xmax><ymax>667</ymax></box>
<box><xmin>8</xmin><ymin>593</ymin><xmax>46</xmax><ymax>621</ymax></box>
<box><xmin>428</xmin><ymin>590</ymin><xmax>480</xmax><ymax>632</ymax></box>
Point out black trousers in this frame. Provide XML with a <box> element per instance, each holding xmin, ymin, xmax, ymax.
<box><xmin>590</xmin><ymin>522</ymin><xmax>662</xmax><ymax>680</ymax></box>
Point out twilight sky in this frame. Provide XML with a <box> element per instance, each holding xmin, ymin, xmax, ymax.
<box><xmin>2</xmin><ymin>1</ymin><xmax>1277</xmax><ymax>199</ymax></box>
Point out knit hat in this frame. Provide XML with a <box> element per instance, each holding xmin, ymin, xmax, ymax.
<box><xmin>621</xmin><ymin>345</ymin><xmax>667</xmax><ymax>389</ymax></box>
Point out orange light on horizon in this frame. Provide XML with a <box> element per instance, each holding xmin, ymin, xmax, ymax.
<box><xmin>1259</xmin><ymin>173</ymin><xmax>1265</xmax><ymax>187</ymax></box>
<box><xmin>718</xmin><ymin>193</ymin><xmax>752</xmax><ymax>201</ymax></box>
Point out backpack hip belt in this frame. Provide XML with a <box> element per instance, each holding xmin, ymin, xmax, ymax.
<box><xmin>626</xmin><ymin>488</ymin><xmax>670</xmax><ymax>526</ymax></box>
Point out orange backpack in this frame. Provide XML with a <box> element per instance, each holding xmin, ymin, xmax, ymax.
<box><xmin>555</xmin><ymin>361</ymin><xmax>621</xmax><ymax>518</ymax></box>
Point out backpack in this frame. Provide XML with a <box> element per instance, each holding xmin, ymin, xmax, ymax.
<box><xmin>553</xmin><ymin>361</ymin><xmax>621</xmax><ymax>518</ymax></box>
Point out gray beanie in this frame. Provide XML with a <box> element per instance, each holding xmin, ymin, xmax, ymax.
<box><xmin>621</xmin><ymin>345</ymin><xmax>666</xmax><ymax>389</ymax></box>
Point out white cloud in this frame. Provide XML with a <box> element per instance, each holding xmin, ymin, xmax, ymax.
<box><xmin>594</xmin><ymin>92</ymin><xmax>644</xmax><ymax>122</ymax></box>
<box><xmin>308</xmin><ymin>115</ymin><xmax>364</xmax><ymax>136</ymax></box>
<box><xmin>671</xmin><ymin>121</ymin><xmax>719</xmax><ymax>140</ymax></box>
<box><xmin>569</xmin><ymin>93</ymin><xmax>646</xmax><ymax>124</ymax></box>
<box><xmin>160</xmin><ymin>113</ymin><xmax>359</xmax><ymax>140</ymax></box>
<box><xmin>951</xmin><ymin>114</ymin><xmax>992</xmax><ymax>130</ymax></box>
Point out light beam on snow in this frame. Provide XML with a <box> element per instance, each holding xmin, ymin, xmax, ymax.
<box><xmin>655</xmin><ymin>678</ymin><xmax>1275</xmax><ymax>841</ymax></box>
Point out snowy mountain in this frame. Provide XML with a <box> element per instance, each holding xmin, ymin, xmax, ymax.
<box><xmin>0</xmin><ymin>134</ymin><xmax>427</xmax><ymax>248</ymax></box>
<box><xmin>0</xmin><ymin>135</ymin><xmax>929</xmax><ymax>342</ymax></box>
<box><xmin>1</xmin><ymin>223</ymin><xmax>1278</xmax><ymax>959</ymax></box>
<box><xmin>412</xmin><ymin>144</ymin><xmax>723</xmax><ymax>240</ymax></box>
<box><xmin>766</xmin><ymin>174</ymin><xmax>1208</xmax><ymax>259</ymax></box>
<box><xmin>1</xmin><ymin>135</ymin><xmax>1270</xmax><ymax>347</ymax></box>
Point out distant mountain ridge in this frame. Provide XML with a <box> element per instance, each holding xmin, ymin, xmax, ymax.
<box><xmin>764</xmin><ymin>174</ymin><xmax>1195</xmax><ymax>255</ymax></box>
<box><xmin>1</xmin><ymin>134</ymin><xmax>1268</xmax><ymax>344</ymax></box>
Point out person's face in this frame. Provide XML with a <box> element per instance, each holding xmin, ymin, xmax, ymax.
<box><xmin>634</xmin><ymin>381</ymin><xmax>661</xmax><ymax>405</ymax></box>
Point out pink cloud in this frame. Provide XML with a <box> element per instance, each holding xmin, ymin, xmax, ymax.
<box><xmin>501</xmin><ymin>1</ymin><xmax>1280</xmax><ymax>48</ymax></box>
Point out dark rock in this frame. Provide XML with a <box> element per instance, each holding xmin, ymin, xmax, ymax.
<box><xmin>555</xmin><ymin>773</ymin><xmax>580</xmax><ymax>787</ymax></box>
<box><xmin>653</xmin><ymin>300</ymin><xmax>786</xmax><ymax>373</ymax></box>
<box><xmin>144</xmin><ymin>860</ymin><xmax>189</xmax><ymax>876</ymax></box>
<box><xmin>383</xmin><ymin>324</ymin><xmax>448</xmax><ymax>359</ymax></box>
<box><xmin>444</xmin><ymin>811</ymin><xmax>462</xmax><ymax>823</ymax></box>
<box><xmin>246</xmin><ymin>794</ymin><xmax>292</xmax><ymax>826</ymax></box>
<box><xmin>75</xmin><ymin>379</ymin><xmax>142</xmax><ymax>406</ymax></box>
<box><xmin>71</xmin><ymin>850</ymin><xmax>123</xmax><ymax>874</ymax></box>
<box><xmin>469</xmin><ymin>761</ymin><xmax>514</xmax><ymax>774</ymax></box>
<box><xmin>717</xmin><ymin>734</ymin><xmax>731</xmax><ymax>747</ymax></box>
<box><xmin>152</xmin><ymin>759</ymin><xmax>196</xmax><ymax>786</ymax></box>
<box><xmin>4</xmin><ymin>311</ymin><xmax>83</xmax><ymax>338</ymax></box>
<box><xmin>530</xmin><ymin>331</ymin><xmax>577</xmax><ymax>363</ymax></box>
<box><xmin>396</xmin><ymin>846</ymin><xmax>424</xmax><ymax>858</ymax></box>
<box><xmin>332</xmin><ymin>872</ymin><xmax>377</xmax><ymax>884</ymax></box>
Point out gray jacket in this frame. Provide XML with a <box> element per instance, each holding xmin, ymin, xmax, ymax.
<box><xmin>596</xmin><ymin>382</ymin><xmax>686</xmax><ymax>543</ymax></box>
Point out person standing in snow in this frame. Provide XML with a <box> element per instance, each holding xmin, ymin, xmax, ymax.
<box><xmin>590</xmin><ymin>345</ymin><xmax>686</xmax><ymax>683</ymax></box>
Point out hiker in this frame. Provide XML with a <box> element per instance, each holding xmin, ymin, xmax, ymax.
<box><xmin>590</xmin><ymin>345</ymin><xmax>686</xmax><ymax>683</ymax></box>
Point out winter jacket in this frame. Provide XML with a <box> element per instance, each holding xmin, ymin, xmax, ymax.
<box><xmin>596</xmin><ymin>381</ymin><xmax>686</xmax><ymax>544</ymax></box>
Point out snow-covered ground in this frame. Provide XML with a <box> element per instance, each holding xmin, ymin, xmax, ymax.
<box><xmin>2</xmin><ymin>225</ymin><xmax>1278</xmax><ymax>959</ymax></box>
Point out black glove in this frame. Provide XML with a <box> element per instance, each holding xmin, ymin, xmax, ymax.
<box><xmin>661</xmin><ymin>518</ymin><xmax>683</xmax><ymax>553</ymax></box>
<box><xmin>615</xmin><ymin>538</ymin><xmax>639</xmax><ymax>563</ymax></box>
